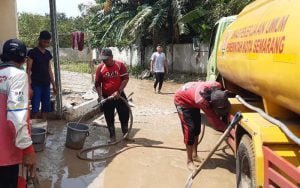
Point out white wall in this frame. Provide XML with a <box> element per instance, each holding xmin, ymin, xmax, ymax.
<box><xmin>0</xmin><ymin>0</ymin><xmax>18</xmax><ymax>53</ymax></box>
<box><xmin>110</xmin><ymin>46</ymin><xmax>140</xmax><ymax>66</ymax></box>
<box><xmin>56</xmin><ymin>44</ymin><xmax>209</xmax><ymax>74</ymax></box>
<box><xmin>166</xmin><ymin>44</ymin><xmax>209</xmax><ymax>74</ymax></box>
<box><xmin>147</xmin><ymin>44</ymin><xmax>208</xmax><ymax>73</ymax></box>
<box><xmin>111</xmin><ymin>44</ymin><xmax>209</xmax><ymax>73</ymax></box>
<box><xmin>58</xmin><ymin>48</ymin><xmax>92</xmax><ymax>62</ymax></box>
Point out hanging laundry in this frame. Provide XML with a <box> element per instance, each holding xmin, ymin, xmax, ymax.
<box><xmin>78</xmin><ymin>32</ymin><xmax>84</xmax><ymax>51</ymax></box>
<box><xmin>71</xmin><ymin>32</ymin><xmax>78</xmax><ymax>50</ymax></box>
<box><xmin>71</xmin><ymin>31</ymin><xmax>85</xmax><ymax>51</ymax></box>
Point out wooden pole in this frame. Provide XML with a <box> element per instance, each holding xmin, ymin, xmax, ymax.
<box><xmin>49</xmin><ymin>0</ymin><xmax>63</xmax><ymax>118</ymax></box>
<box><xmin>87</xmin><ymin>32</ymin><xmax>94</xmax><ymax>82</ymax></box>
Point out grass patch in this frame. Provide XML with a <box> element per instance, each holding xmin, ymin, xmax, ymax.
<box><xmin>128</xmin><ymin>65</ymin><xmax>145</xmax><ymax>78</ymax></box>
<box><xmin>60</xmin><ymin>60</ymin><xmax>91</xmax><ymax>73</ymax></box>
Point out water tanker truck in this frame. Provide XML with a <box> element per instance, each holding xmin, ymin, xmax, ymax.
<box><xmin>202</xmin><ymin>0</ymin><xmax>300</xmax><ymax>187</ymax></box>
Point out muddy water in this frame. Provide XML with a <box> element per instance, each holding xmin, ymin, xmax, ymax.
<box><xmin>101</xmin><ymin>79</ymin><xmax>236</xmax><ymax>188</ymax></box>
<box><xmin>36</xmin><ymin>120</ymin><xmax>108</xmax><ymax>188</ymax></box>
<box><xmin>36</xmin><ymin>77</ymin><xmax>236</xmax><ymax>188</ymax></box>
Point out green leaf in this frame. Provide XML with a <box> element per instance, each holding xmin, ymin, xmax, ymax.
<box><xmin>123</xmin><ymin>6</ymin><xmax>153</xmax><ymax>36</ymax></box>
<box><xmin>179</xmin><ymin>7</ymin><xmax>208</xmax><ymax>24</ymax></box>
<box><xmin>148</xmin><ymin>8</ymin><xmax>169</xmax><ymax>32</ymax></box>
<box><xmin>100</xmin><ymin>11</ymin><xmax>133</xmax><ymax>43</ymax></box>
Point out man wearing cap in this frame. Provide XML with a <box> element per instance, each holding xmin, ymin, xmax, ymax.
<box><xmin>174</xmin><ymin>81</ymin><xmax>230</xmax><ymax>171</ymax></box>
<box><xmin>0</xmin><ymin>39</ymin><xmax>36</xmax><ymax>187</ymax></box>
<box><xmin>27</xmin><ymin>30</ymin><xmax>56</xmax><ymax>120</ymax></box>
<box><xmin>95</xmin><ymin>48</ymin><xmax>130</xmax><ymax>142</ymax></box>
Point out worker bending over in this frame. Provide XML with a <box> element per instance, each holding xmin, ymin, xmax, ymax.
<box><xmin>95</xmin><ymin>48</ymin><xmax>130</xmax><ymax>143</ymax></box>
<box><xmin>0</xmin><ymin>39</ymin><xmax>36</xmax><ymax>187</ymax></box>
<box><xmin>174</xmin><ymin>81</ymin><xmax>230</xmax><ymax>171</ymax></box>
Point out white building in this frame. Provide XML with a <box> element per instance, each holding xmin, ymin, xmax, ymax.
<box><xmin>0</xmin><ymin>0</ymin><xmax>18</xmax><ymax>49</ymax></box>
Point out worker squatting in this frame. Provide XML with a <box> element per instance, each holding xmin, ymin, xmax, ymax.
<box><xmin>226</xmin><ymin>36</ymin><xmax>285</xmax><ymax>54</ymax></box>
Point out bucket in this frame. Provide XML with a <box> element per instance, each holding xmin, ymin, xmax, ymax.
<box><xmin>66</xmin><ymin>123</ymin><xmax>89</xmax><ymax>150</ymax></box>
<box><xmin>31</xmin><ymin>119</ymin><xmax>47</xmax><ymax>130</ymax></box>
<box><xmin>31</xmin><ymin>128</ymin><xmax>47</xmax><ymax>152</ymax></box>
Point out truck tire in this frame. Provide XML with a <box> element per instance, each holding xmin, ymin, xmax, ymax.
<box><xmin>236</xmin><ymin>135</ymin><xmax>256</xmax><ymax>188</ymax></box>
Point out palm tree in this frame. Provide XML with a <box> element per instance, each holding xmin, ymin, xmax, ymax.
<box><xmin>88</xmin><ymin>0</ymin><xmax>140</xmax><ymax>48</ymax></box>
<box><xmin>121</xmin><ymin>0</ymin><xmax>191</xmax><ymax>45</ymax></box>
<box><xmin>179</xmin><ymin>0</ymin><xmax>253</xmax><ymax>42</ymax></box>
<box><xmin>88</xmin><ymin>0</ymin><xmax>191</xmax><ymax>48</ymax></box>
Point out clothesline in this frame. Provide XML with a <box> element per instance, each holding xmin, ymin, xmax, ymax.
<box><xmin>19</xmin><ymin>31</ymin><xmax>95</xmax><ymax>51</ymax></box>
<box><xmin>19</xmin><ymin>31</ymin><xmax>103</xmax><ymax>38</ymax></box>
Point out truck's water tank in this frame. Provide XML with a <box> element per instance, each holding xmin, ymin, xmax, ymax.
<box><xmin>217</xmin><ymin>0</ymin><xmax>300</xmax><ymax>114</ymax></box>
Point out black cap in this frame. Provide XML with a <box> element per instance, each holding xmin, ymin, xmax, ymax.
<box><xmin>1</xmin><ymin>39</ymin><xmax>27</xmax><ymax>63</ymax></box>
<box><xmin>210</xmin><ymin>90</ymin><xmax>230</xmax><ymax>116</ymax></box>
<box><xmin>39</xmin><ymin>30</ymin><xmax>51</xmax><ymax>40</ymax></box>
<box><xmin>99</xmin><ymin>48</ymin><xmax>113</xmax><ymax>60</ymax></box>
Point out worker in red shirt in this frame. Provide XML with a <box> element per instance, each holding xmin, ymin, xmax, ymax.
<box><xmin>95</xmin><ymin>49</ymin><xmax>129</xmax><ymax>142</ymax></box>
<box><xmin>174</xmin><ymin>81</ymin><xmax>230</xmax><ymax>171</ymax></box>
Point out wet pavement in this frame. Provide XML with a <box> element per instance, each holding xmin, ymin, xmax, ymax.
<box><xmin>35</xmin><ymin>76</ymin><xmax>236</xmax><ymax>188</ymax></box>
<box><xmin>36</xmin><ymin>120</ymin><xmax>107</xmax><ymax>188</ymax></box>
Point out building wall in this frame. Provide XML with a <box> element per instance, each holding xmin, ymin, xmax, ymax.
<box><xmin>166</xmin><ymin>44</ymin><xmax>209</xmax><ymax>74</ymax></box>
<box><xmin>115</xmin><ymin>44</ymin><xmax>209</xmax><ymax>73</ymax></box>
<box><xmin>110</xmin><ymin>47</ymin><xmax>140</xmax><ymax>67</ymax></box>
<box><xmin>57</xmin><ymin>44</ymin><xmax>208</xmax><ymax>73</ymax></box>
<box><xmin>0</xmin><ymin>0</ymin><xmax>18</xmax><ymax>50</ymax></box>
<box><xmin>58</xmin><ymin>48</ymin><xmax>92</xmax><ymax>62</ymax></box>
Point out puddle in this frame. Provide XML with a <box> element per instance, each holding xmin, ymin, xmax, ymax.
<box><xmin>36</xmin><ymin>121</ymin><xmax>107</xmax><ymax>188</ymax></box>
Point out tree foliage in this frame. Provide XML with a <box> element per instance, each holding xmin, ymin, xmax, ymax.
<box><xmin>18</xmin><ymin>13</ymin><xmax>88</xmax><ymax>48</ymax></box>
<box><xmin>87</xmin><ymin>0</ymin><xmax>192</xmax><ymax>49</ymax></box>
<box><xmin>87</xmin><ymin>0</ymin><xmax>253</xmax><ymax>48</ymax></box>
<box><xmin>180</xmin><ymin>0</ymin><xmax>253</xmax><ymax>42</ymax></box>
<box><xmin>18</xmin><ymin>0</ymin><xmax>253</xmax><ymax>49</ymax></box>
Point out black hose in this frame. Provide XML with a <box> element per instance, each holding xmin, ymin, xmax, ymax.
<box><xmin>77</xmin><ymin>95</ymin><xmax>208</xmax><ymax>161</ymax></box>
<box><xmin>198</xmin><ymin>121</ymin><xmax>205</xmax><ymax>145</ymax></box>
<box><xmin>77</xmin><ymin>96</ymin><xmax>133</xmax><ymax>161</ymax></box>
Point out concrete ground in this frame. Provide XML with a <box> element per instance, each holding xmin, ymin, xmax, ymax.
<box><xmin>36</xmin><ymin>75</ymin><xmax>236</xmax><ymax>188</ymax></box>
<box><xmin>61</xmin><ymin>70</ymin><xmax>96</xmax><ymax>108</ymax></box>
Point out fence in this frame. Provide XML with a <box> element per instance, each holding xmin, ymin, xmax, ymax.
<box><xmin>53</xmin><ymin>44</ymin><xmax>209</xmax><ymax>76</ymax></box>
<box><xmin>54</xmin><ymin>48</ymin><xmax>94</xmax><ymax>75</ymax></box>
<box><xmin>110</xmin><ymin>43</ymin><xmax>209</xmax><ymax>74</ymax></box>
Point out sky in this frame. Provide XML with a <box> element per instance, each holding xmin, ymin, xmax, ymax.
<box><xmin>17</xmin><ymin>0</ymin><xmax>95</xmax><ymax>17</ymax></box>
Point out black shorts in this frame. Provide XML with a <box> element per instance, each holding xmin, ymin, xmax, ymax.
<box><xmin>0</xmin><ymin>164</ymin><xmax>19</xmax><ymax>188</ymax></box>
<box><xmin>175</xmin><ymin>105</ymin><xmax>201</xmax><ymax>145</ymax></box>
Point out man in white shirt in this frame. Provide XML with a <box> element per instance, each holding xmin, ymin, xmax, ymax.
<box><xmin>0</xmin><ymin>39</ymin><xmax>36</xmax><ymax>187</ymax></box>
<box><xmin>150</xmin><ymin>44</ymin><xmax>168</xmax><ymax>93</ymax></box>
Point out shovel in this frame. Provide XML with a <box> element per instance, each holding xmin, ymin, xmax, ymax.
<box><xmin>185</xmin><ymin>112</ymin><xmax>243</xmax><ymax>188</ymax></box>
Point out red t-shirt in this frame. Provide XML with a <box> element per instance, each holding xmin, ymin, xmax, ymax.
<box><xmin>174</xmin><ymin>81</ymin><xmax>227</xmax><ymax>131</ymax></box>
<box><xmin>95</xmin><ymin>60</ymin><xmax>129</xmax><ymax>96</ymax></box>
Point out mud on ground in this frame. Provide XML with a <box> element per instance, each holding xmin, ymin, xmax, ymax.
<box><xmin>36</xmin><ymin>77</ymin><xmax>236</xmax><ymax>188</ymax></box>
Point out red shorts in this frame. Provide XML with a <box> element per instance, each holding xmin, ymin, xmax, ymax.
<box><xmin>175</xmin><ymin>104</ymin><xmax>201</xmax><ymax>145</ymax></box>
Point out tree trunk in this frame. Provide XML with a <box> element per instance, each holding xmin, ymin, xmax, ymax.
<box><xmin>140</xmin><ymin>36</ymin><xmax>146</xmax><ymax>68</ymax></box>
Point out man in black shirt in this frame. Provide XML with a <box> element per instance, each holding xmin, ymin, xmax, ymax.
<box><xmin>27</xmin><ymin>31</ymin><xmax>56</xmax><ymax>119</ymax></box>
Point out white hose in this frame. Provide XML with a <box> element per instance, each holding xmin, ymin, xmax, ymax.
<box><xmin>236</xmin><ymin>95</ymin><xmax>300</xmax><ymax>146</ymax></box>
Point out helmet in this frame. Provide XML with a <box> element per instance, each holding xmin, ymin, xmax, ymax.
<box><xmin>1</xmin><ymin>39</ymin><xmax>27</xmax><ymax>63</ymax></box>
